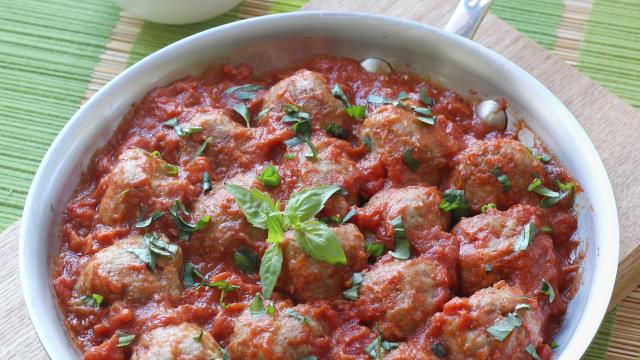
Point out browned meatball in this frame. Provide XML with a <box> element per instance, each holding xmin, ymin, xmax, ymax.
<box><xmin>97</xmin><ymin>147</ymin><xmax>188</xmax><ymax>226</ymax></box>
<box><xmin>426</xmin><ymin>281</ymin><xmax>545</xmax><ymax>360</ymax></box>
<box><xmin>131</xmin><ymin>323</ymin><xmax>223</xmax><ymax>360</ymax></box>
<box><xmin>279</xmin><ymin>224</ymin><xmax>368</xmax><ymax>302</ymax></box>
<box><xmin>227</xmin><ymin>302</ymin><xmax>333</xmax><ymax>360</ymax></box>
<box><xmin>75</xmin><ymin>233</ymin><xmax>182</xmax><ymax>303</ymax></box>
<box><xmin>357</xmin><ymin>186</ymin><xmax>451</xmax><ymax>247</ymax></box>
<box><xmin>189</xmin><ymin>173</ymin><xmax>267</xmax><ymax>256</ymax></box>
<box><xmin>355</xmin><ymin>255</ymin><xmax>451</xmax><ymax>341</ymax></box>
<box><xmin>359</xmin><ymin>105</ymin><xmax>462</xmax><ymax>186</ymax></box>
<box><xmin>278</xmin><ymin>135</ymin><xmax>361</xmax><ymax>216</ymax></box>
<box><xmin>261</xmin><ymin>70</ymin><xmax>350</xmax><ymax>131</ymax></box>
<box><xmin>452</xmin><ymin>205</ymin><xmax>563</xmax><ymax>297</ymax></box>
<box><xmin>444</xmin><ymin>139</ymin><xmax>546</xmax><ymax>213</ymax></box>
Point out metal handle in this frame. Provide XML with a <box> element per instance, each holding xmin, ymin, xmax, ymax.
<box><xmin>444</xmin><ymin>0</ymin><xmax>495</xmax><ymax>39</ymax></box>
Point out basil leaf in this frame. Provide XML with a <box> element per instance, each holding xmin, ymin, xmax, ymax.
<box><xmin>439</xmin><ymin>189</ymin><xmax>469</xmax><ymax>220</ymax></box>
<box><xmin>257</xmin><ymin>165</ymin><xmax>280</xmax><ymax>188</ymax></box>
<box><xmin>528</xmin><ymin>147</ymin><xmax>551</xmax><ymax>163</ymax></box>
<box><xmin>225</xmin><ymin>84</ymin><xmax>264</xmax><ymax>100</ymax></box>
<box><xmin>267</xmin><ymin>212</ymin><xmax>285</xmax><ymax>244</ymax></box>
<box><xmin>389</xmin><ymin>216</ymin><xmax>410</xmax><ymax>260</ymax></box>
<box><xmin>202</xmin><ymin>172</ymin><xmax>212</xmax><ymax>193</ymax></box>
<box><xmin>249</xmin><ymin>293</ymin><xmax>267</xmax><ymax>317</ymax></box>
<box><xmin>145</xmin><ymin>233</ymin><xmax>178</xmax><ymax>257</ymax></box>
<box><xmin>233</xmin><ymin>103</ymin><xmax>251</xmax><ymax>128</ymax></box>
<box><xmin>195</xmin><ymin>137</ymin><xmax>212</xmax><ymax>157</ymax></box>
<box><xmin>169</xmin><ymin>201</ymin><xmax>211</xmax><ymax>241</ymax></box>
<box><xmin>402</xmin><ymin>147</ymin><xmax>420</xmax><ymax>171</ymax></box>
<box><xmin>431</xmin><ymin>343</ymin><xmax>447</xmax><ymax>358</ymax></box>
<box><xmin>481</xmin><ymin>203</ymin><xmax>497</xmax><ymax>213</ymax></box>
<box><xmin>80</xmin><ymin>293</ymin><xmax>104</xmax><ymax>309</ymax></box>
<box><xmin>284</xmin><ymin>309</ymin><xmax>310</xmax><ymax>323</ymax></box>
<box><xmin>363</xmin><ymin>135</ymin><xmax>373</xmax><ymax>151</ymax></box>
<box><xmin>382</xmin><ymin>341</ymin><xmax>399</xmax><ymax>351</ymax></box>
<box><xmin>487</xmin><ymin>312</ymin><xmax>523</xmax><ymax>341</ymax></box>
<box><xmin>194</xmin><ymin>330</ymin><xmax>203</xmax><ymax>342</ymax></box>
<box><xmin>419</xmin><ymin>88</ymin><xmax>434</xmax><ymax>106</ymax></box>
<box><xmin>135</xmin><ymin>210</ymin><xmax>164</xmax><ymax>228</ymax></box>
<box><xmin>225</xmin><ymin>183</ymin><xmax>277</xmax><ymax>229</ymax></box>
<box><xmin>527</xmin><ymin>178</ymin><xmax>559</xmax><ymax>197</ymax></box>
<box><xmin>540</xmin><ymin>182</ymin><xmax>573</xmax><ymax>208</ymax></box>
<box><xmin>364</xmin><ymin>330</ymin><xmax>397</xmax><ymax>359</ymax></box>
<box><xmin>551</xmin><ymin>340</ymin><xmax>559</xmax><ymax>350</ymax></box>
<box><xmin>183</xmin><ymin>262</ymin><xmax>205</xmax><ymax>288</ymax></box>
<box><xmin>284</xmin><ymin>185</ymin><xmax>342</xmax><ymax>223</ymax></box>
<box><xmin>162</xmin><ymin>118</ymin><xmax>202</xmax><ymax>137</ymax></box>
<box><xmin>285</xmin><ymin>136</ymin><xmax>305</xmax><ymax>148</ymax></box>
<box><xmin>346</xmin><ymin>105</ymin><xmax>366</xmax><ymax>119</ymax></box>
<box><xmin>259</xmin><ymin>243</ymin><xmax>283</xmax><ymax>299</ymax></box>
<box><xmin>515</xmin><ymin>303</ymin><xmax>531</xmax><ymax>311</ymax></box>
<box><xmin>540</xmin><ymin>280</ymin><xmax>555</xmax><ymax>303</ymax></box>
<box><xmin>342</xmin><ymin>209</ymin><xmax>357</xmax><ymax>224</ymax></box>
<box><xmin>342</xmin><ymin>272</ymin><xmax>364</xmax><ymax>300</ymax></box>
<box><xmin>127</xmin><ymin>247</ymin><xmax>156</xmax><ymax>272</ymax></box>
<box><xmin>221</xmin><ymin>348</ymin><xmax>231</xmax><ymax>360</ymax></box>
<box><xmin>293</xmin><ymin>220</ymin><xmax>347</xmax><ymax>266</ymax></box>
<box><xmin>116</xmin><ymin>331</ymin><xmax>135</xmax><ymax>347</ymax></box>
<box><xmin>325</xmin><ymin>123</ymin><xmax>348</xmax><ymax>139</ymax></box>
<box><xmin>525</xmin><ymin>343</ymin><xmax>542</xmax><ymax>360</ymax></box>
<box><xmin>367</xmin><ymin>93</ymin><xmax>390</xmax><ymax>104</ymax></box>
<box><xmin>332</xmin><ymin>84</ymin><xmax>351</xmax><ymax>107</ymax></box>
<box><xmin>416</xmin><ymin>116</ymin><xmax>435</xmax><ymax>125</ymax></box>
<box><xmin>365</xmin><ymin>241</ymin><xmax>384</xmax><ymax>258</ymax></box>
<box><xmin>304</xmin><ymin>139</ymin><xmax>318</xmax><ymax>159</ymax></box>
<box><xmin>397</xmin><ymin>91</ymin><xmax>409</xmax><ymax>100</ymax></box>
<box><xmin>411</xmin><ymin>106</ymin><xmax>432</xmax><ymax>116</ymax></box>
<box><xmin>162</xmin><ymin>162</ymin><xmax>179</xmax><ymax>176</ymax></box>
<box><xmin>235</xmin><ymin>248</ymin><xmax>258</xmax><ymax>273</ymax></box>
<box><xmin>541</xmin><ymin>225</ymin><xmax>553</xmax><ymax>234</ymax></box>
<box><xmin>491</xmin><ymin>167</ymin><xmax>512</xmax><ymax>192</ymax></box>
<box><xmin>301</xmin><ymin>357</ymin><xmax>318</xmax><ymax>360</ymax></box>
<box><xmin>513</xmin><ymin>221</ymin><xmax>538</xmax><ymax>252</ymax></box>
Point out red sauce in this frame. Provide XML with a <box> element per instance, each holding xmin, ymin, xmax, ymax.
<box><xmin>54</xmin><ymin>56</ymin><xmax>579</xmax><ymax>359</ymax></box>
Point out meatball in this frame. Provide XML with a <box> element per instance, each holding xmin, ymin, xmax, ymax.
<box><xmin>189</xmin><ymin>173</ymin><xmax>267</xmax><ymax>256</ymax></box>
<box><xmin>278</xmin><ymin>135</ymin><xmax>361</xmax><ymax>216</ymax></box>
<box><xmin>357</xmin><ymin>186</ymin><xmax>450</xmax><ymax>247</ymax></box>
<box><xmin>355</xmin><ymin>255</ymin><xmax>451</xmax><ymax>341</ymax></box>
<box><xmin>279</xmin><ymin>224</ymin><xmax>368</xmax><ymax>302</ymax></box>
<box><xmin>426</xmin><ymin>281</ymin><xmax>545</xmax><ymax>360</ymax></box>
<box><xmin>452</xmin><ymin>205</ymin><xmax>563</xmax><ymax>297</ymax></box>
<box><xmin>359</xmin><ymin>105</ymin><xmax>462</xmax><ymax>187</ymax></box>
<box><xmin>261</xmin><ymin>70</ymin><xmax>350</xmax><ymax>131</ymax></box>
<box><xmin>131</xmin><ymin>323</ymin><xmax>223</xmax><ymax>360</ymax></box>
<box><xmin>227</xmin><ymin>302</ymin><xmax>333</xmax><ymax>360</ymax></box>
<box><xmin>444</xmin><ymin>139</ymin><xmax>546</xmax><ymax>213</ymax></box>
<box><xmin>75</xmin><ymin>233</ymin><xmax>183</xmax><ymax>303</ymax></box>
<box><xmin>98</xmin><ymin>147</ymin><xmax>188</xmax><ymax>226</ymax></box>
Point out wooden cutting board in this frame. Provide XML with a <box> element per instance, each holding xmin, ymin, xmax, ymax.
<box><xmin>2</xmin><ymin>0</ymin><xmax>639</xmax><ymax>358</ymax></box>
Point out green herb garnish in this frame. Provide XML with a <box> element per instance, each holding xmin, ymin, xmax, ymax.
<box><xmin>235</xmin><ymin>248</ymin><xmax>258</xmax><ymax>273</ymax></box>
<box><xmin>514</xmin><ymin>221</ymin><xmax>538</xmax><ymax>252</ymax></box>
<box><xmin>491</xmin><ymin>167</ymin><xmax>512</xmax><ymax>192</ymax></box>
<box><xmin>80</xmin><ymin>293</ymin><xmax>104</xmax><ymax>309</ymax></box>
<box><xmin>431</xmin><ymin>343</ymin><xmax>447</xmax><ymax>358</ymax></box>
<box><xmin>116</xmin><ymin>331</ymin><xmax>135</xmax><ymax>347</ymax></box>
<box><xmin>169</xmin><ymin>201</ymin><xmax>211</xmax><ymax>241</ymax></box>
<box><xmin>225</xmin><ymin>84</ymin><xmax>264</xmax><ymax>100</ymax></box>
<box><xmin>162</xmin><ymin>118</ymin><xmax>202</xmax><ymax>137</ymax></box>
<box><xmin>342</xmin><ymin>272</ymin><xmax>364</xmax><ymax>301</ymax></box>
<box><xmin>127</xmin><ymin>233</ymin><xmax>178</xmax><ymax>272</ymax></box>
<box><xmin>233</xmin><ymin>103</ymin><xmax>251</xmax><ymax>128</ymax></box>
<box><xmin>257</xmin><ymin>165</ymin><xmax>280</xmax><ymax>188</ymax></box>
<box><xmin>402</xmin><ymin>147</ymin><xmax>420</xmax><ymax>171</ymax></box>
<box><xmin>481</xmin><ymin>203</ymin><xmax>497</xmax><ymax>213</ymax></box>
<box><xmin>439</xmin><ymin>189</ymin><xmax>469</xmax><ymax>220</ymax></box>
<box><xmin>135</xmin><ymin>209</ymin><xmax>164</xmax><ymax>228</ymax></box>
<box><xmin>525</xmin><ymin>343</ymin><xmax>542</xmax><ymax>360</ymax></box>
<box><xmin>284</xmin><ymin>309</ymin><xmax>310</xmax><ymax>323</ymax></box>
<box><xmin>325</xmin><ymin>123</ymin><xmax>348</xmax><ymax>139</ymax></box>
<box><xmin>528</xmin><ymin>147</ymin><xmax>551</xmax><ymax>163</ymax></box>
<box><xmin>541</xmin><ymin>280</ymin><xmax>555</xmax><ymax>303</ymax></box>
<box><xmin>487</xmin><ymin>313</ymin><xmax>523</xmax><ymax>341</ymax></box>
<box><xmin>195</xmin><ymin>137</ymin><xmax>212</xmax><ymax>157</ymax></box>
<box><xmin>389</xmin><ymin>216</ymin><xmax>410</xmax><ymax>260</ymax></box>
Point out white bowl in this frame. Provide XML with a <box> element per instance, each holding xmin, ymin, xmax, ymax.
<box><xmin>20</xmin><ymin>11</ymin><xmax>619</xmax><ymax>359</ymax></box>
<box><xmin>113</xmin><ymin>0</ymin><xmax>242</xmax><ymax>25</ymax></box>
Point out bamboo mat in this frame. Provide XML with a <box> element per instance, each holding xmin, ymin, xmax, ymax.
<box><xmin>0</xmin><ymin>0</ymin><xmax>639</xmax><ymax>358</ymax></box>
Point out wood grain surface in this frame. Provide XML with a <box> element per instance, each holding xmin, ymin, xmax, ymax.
<box><xmin>2</xmin><ymin>0</ymin><xmax>640</xmax><ymax>358</ymax></box>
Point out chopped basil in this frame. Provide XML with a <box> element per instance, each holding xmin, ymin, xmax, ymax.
<box><xmin>195</xmin><ymin>137</ymin><xmax>212</xmax><ymax>157</ymax></box>
<box><xmin>515</xmin><ymin>303</ymin><xmax>531</xmax><ymax>311</ymax></box>
<box><xmin>257</xmin><ymin>165</ymin><xmax>280</xmax><ymax>188</ymax></box>
<box><xmin>304</xmin><ymin>140</ymin><xmax>318</xmax><ymax>159</ymax></box>
<box><xmin>551</xmin><ymin>340</ymin><xmax>559</xmax><ymax>349</ymax></box>
<box><xmin>365</xmin><ymin>241</ymin><xmax>384</xmax><ymax>258</ymax></box>
<box><xmin>541</xmin><ymin>225</ymin><xmax>553</xmax><ymax>234</ymax></box>
<box><xmin>293</xmin><ymin>220</ymin><xmax>347</xmax><ymax>265</ymax></box>
<box><xmin>528</xmin><ymin>147</ymin><xmax>551</xmax><ymax>163</ymax></box>
<box><xmin>514</xmin><ymin>221</ymin><xmax>538</xmax><ymax>252</ymax></box>
<box><xmin>367</xmin><ymin>93</ymin><xmax>389</xmax><ymax>104</ymax></box>
<box><xmin>431</xmin><ymin>343</ymin><xmax>447</xmax><ymax>358</ymax></box>
<box><xmin>397</xmin><ymin>91</ymin><xmax>410</xmax><ymax>100</ymax></box>
<box><xmin>419</xmin><ymin>88</ymin><xmax>434</xmax><ymax>106</ymax></box>
<box><xmin>284</xmin><ymin>309</ymin><xmax>310</xmax><ymax>323</ymax></box>
<box><xmin>249</xmin><ymin>293</ymin><xmax>268</xmax><ymax>317</ymax></box>
<box><xmin>149</xmin><ymin>150</ymin><xmax>180</xmax><ymax>175</ymax></box>
<box><xmin>225</xmin><ymin>84</ymin><xmax>264</xmax><ymax>100</ymax></box>
<box><xmin>332</xmin><ymin>84</ymin><xmax>351</xmax><ymax>107</ymax></box>
<box><xmin>207</xmin><ymin>280</ymin><xmax>239</xmax><ymax>306</ymax></box>
<box><xmin>325</xmin><ymin>123</ymin><xmax>348</xmax><ymax>139</ymax></box>
<box><xmin>346</xmin><ymin>105</ymin><xmax>366</xmax><ymax>119</ymax></box>
<box><xmin>365</xmin><ymin>330</ymin><xmax>399</xmax><ymax>359</ymax></box>
<box><xmin>439</xmin><ymin>189</ymin><xmax>469</xmax><ymax>220</ymax></box>
<box><xmin>135</xmin><ymin>209</ymin><xmax>164</xmax><ymax>228</ymax></box>
<box><xmin>257</xmin><ymin>108</ymin><xmax>270</xmax><ymax>120</ymax></box>
<box><xmin>127</xmin><ymin>233</ymin><xmax>178</xmax><ymax>272</ymax></box>
<box><xmin>342</xmin><ymin>272</ymin><xmax>364</xmax><ymax>300</ymax></box>
<box><xmin>116</xmin><ymin>331</ymin><xmax>135</xmax><ymax>347</ymax></box>
<box><xmin>220</xmin><ymin>348</ymin><xmax>231</xmax><ymax>360</ymax></box>
<box><xmin>235</xmin><ymin>248</ymin><xmax>258</xmax><ymax>273</ymax></box>
<box><xmin>402</xmin><ymin>147</ymin><xmax>420</xmax><ymax>171</ymax></box>
<box><xmin>259</xmin><ymin>242</ymin><xmax>283</xmax><ymax>299</ymax></box>
<box><xmin>266</xmin><ymin>304</ymin><xmax>276</xmax><ymax>315</ymax></box>
<box><xmin>481</xmin><ymin>203</ymin><xmax>497</xmax><ymax>213</ymax></box>
<box><xmin>301</xmin><ymin>357</ymin><xmax>318</xmax><ymax>360</ymax></box>
<box><xmin>525</xmin><ymin>343</ymin><xmax>542</xmax><ymax>360</ymax></box>
<box><xmin>363</xmin><ymin>135</ymin><xmax>373</xmax><ymax>151</ymax></box>
<box><xmin>169</xmin><ymin>201</ymin><xmax>211</xmax><ymax>241</ymax></box>
<box><xmin>491</xmin><ymin>167</ymin><xmax>512</xmax><ymax>192</ymax></box>
<box><xmin>527</xmin><ymin>178</ymin><xmax>574</xmax><ymax>208</ymax></box>
<box><xmin>201</xmin><ymin>172</ymin><xmax>212</xmax><ymax>193</ymax></box>
<box><xmin>487</xmin><ymin>313</ymin><xmax>523</xmax><ymax>341</ymax></box>
<box><xmin>342</xmin><ymin>209</ymin><xmax>357</xmax><ymax>224</ymax></box>
<box><xmin>284</xmin><ymin>153</ymin><xmax>295</xmax><ymax>160</ymax></box>
<box><xmin>233</xmin><ymin>103</ymin><xmax>251</xmax><ymax>128</ymax></box>
<box><xmin>415</xmin><ymin>115</ymin><xmax>435</xmax><ymax>125</ymax></box>
<box><xmin>285</xmin><ymin>136</ymin><xmax>305</xmax><ymax>148</ymax></box>
<box><xmin>282</xmin><ymin>103</ymin><xmax>310</xmax><ymax>122</ymax></box>
<box><xmin>484</xmin><ymin>264</ymin><xmax>493</xmax><ymax>273</ymax></box>
<box><xmin>194</xmin><ymin>330</ymin><xmax>204</xmax><ymax>342</ymax></box>
<box><xmin>540</xmin><ymin>280</ymin><xmax>556</xmax><ymax>303</ymax></box>
<box><xmin>162</xmin><ymin>118</ymin><xmax>203</xmax><ymax>137</ymax></box>
<box><xmin>80</xmin><ymin>293</ymin><xmax>104</xmax><ymax>309</ymax></box>
<box><xmin>389</xmin><ymin>216</ymin><xmax>410</xmax><ymax>260</ymax></box>
<box><xmin>527</xmin><ymin>178</ymin><xmax>559</xmax><ymax>197</ymax></box>
<box><xmin>182</xmin><ymin>262</ymin><xmax>205</xmax><ymax>288</ymax></box>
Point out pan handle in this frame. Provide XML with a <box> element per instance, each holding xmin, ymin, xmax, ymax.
<box><xmin>444</xmin><ymin>0</ymin><xmax>495</xmax><ymax>39</ymax></box>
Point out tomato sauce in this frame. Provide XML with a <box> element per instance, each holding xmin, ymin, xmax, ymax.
<box><xmin>54</xmin><ymin>56</ymin><xmax>580</xmax><ymax>359</ymax></box>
